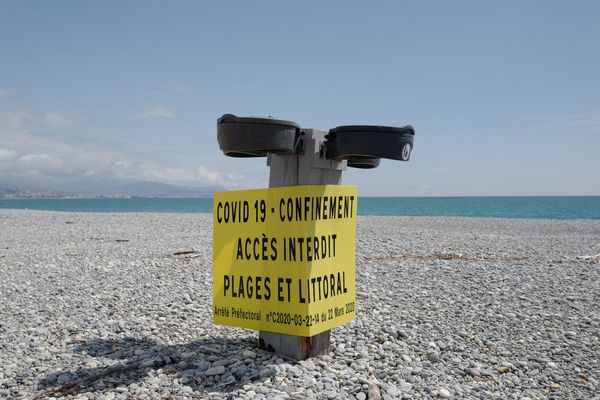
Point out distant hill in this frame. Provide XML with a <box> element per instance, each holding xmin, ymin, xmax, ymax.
<box><xmin>111</xmin><ymin>181</ymin><xmax>224</xmax><ymax>198</ymax></box>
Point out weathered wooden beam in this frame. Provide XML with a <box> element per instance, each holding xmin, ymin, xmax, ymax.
<box><xmin>259</xmin><ymin>129</ymin><xmax>346</xmax><ymax>360</ymax></box>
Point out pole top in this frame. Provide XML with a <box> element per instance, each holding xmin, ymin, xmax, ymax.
<box><xmin>216</xmin><ymin>114</ymin><xmax>415</xmax><ymax>168</ymax></box>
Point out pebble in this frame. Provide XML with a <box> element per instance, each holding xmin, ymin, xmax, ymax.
<box><xmin>142</xmin><ymin>358</ymin><xmax>155</xmax><ymax>367</ymax></box>
<box><xmin>56</xmin><ymin>373</ymin><xmax>71</xmax><ymax>385</ymax></box>
<box><xmin>205</xmin><ymin>366</ymin><xmax>226</xmax><ymax>376</ymax></box>
<box><xmin>497</xmin><ymin>366</ymin><xmax>511</xmax><ymax>374</ymax></box>
<box><xmin>257</xmin><ymin>386</ymin><xmax>270</xmax><ymax>394</ymax></box>
<box><xmin>385</xmin><ymin>385</ymin><xmax>400</xmax><ymax>397</ymax></box>
<box><xmin>243</xmin><ymin>350</ymin><xmax>257</xmax><ymax>359</ymax></box>
<box><xmin>259</xmin><ymin>367</ymin><xmax>275</xmax><ymax>378</ymax></box>
<box><xmin>0</xmin><ymin>211</ymin><xmax>598</xmax><ymax>400</ymax></box>
<box><xmin>427</xmin><ymin>352</ymin><xmax>441</xmax><ymax>363</ymax></box>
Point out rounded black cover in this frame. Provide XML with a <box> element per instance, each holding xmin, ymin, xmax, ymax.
<box><xmin>217</xmin><ymin>114</ymin><xmax>300</xmax><ymax>157</ymax></box>
<box><xmin>325</xmin><ymin>125</ymin><xmax>414</xmax><ymax>167</ymax></box>
<box><xmin>346</xmin><ymin>156</ymin><xmax>381</xmax><ymax>169</ymax></box>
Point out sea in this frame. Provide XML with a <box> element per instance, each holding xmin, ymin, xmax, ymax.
<box><xmin>0</xmin><ymin>196</ymin><xmax>599</xmax><ymax>220</ymax></box>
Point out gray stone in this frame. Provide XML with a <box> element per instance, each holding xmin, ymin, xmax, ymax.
<box><xmin>141</xmin><ymin>358</ymin><xmax>156</xmax><ymax>367</ymax></box>
<box><xmin>427</xmin><ymin>352</ymin><xmax>441</xmax><ymax>363</ymax></box>
<box><xmin>195</xmin><ymin>360</ymin><xmax>211</xmax><ymax>371</ymax></box>
<box><xmin>56</xmin><ymin>373</ymin><xmax>71</xmax><ymax>385</ymax></box>
<box><xmin>259</xmin><ymin>367</ymin><xmax>275</xmax><ymax>378</ymax></box>
<box><xmin>180</xmin><ymin>385</ymin><xmax>193</xmax><ymax>394</ymax></box>
<box><xmin>257</xmin><ymin>386</ymin><xmax>270</xmax><ymax>394</ymax></box>
<box><xmin>242</xmin><ymin>350</ymin><xmax>257</xmax><ymax>358</ymax></box>
<box><xmin>438</xmin><ymin>387</ymin><xmax>451</xmax><ymax>398</ymax></box>
<box><xmin>234</xmin><ymin>365</ymin><xmax>250</xmax><ymax>379</ymax></box>
<box><xmin>205</xmin><ymin>366</ymin><xmax>226</xmax><ymax>376</ymax></box>
<box><xmin>212</xmin><ymin>358</ymin><xmax>234</xmax><ymax>367</ymax></box>
<box><xmin>385</xmin><ymin>385</ymin><xmax>400</xmax><ymax>397</ymax></box>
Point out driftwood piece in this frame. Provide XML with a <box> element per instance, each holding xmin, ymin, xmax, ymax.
<box><xmin>173</xmin><ymin>250</ymin><xmax>198</xmax><ymax>256</ymax></box>
<box><xmin>172</xmin><ymin>250</ymin><xmax>200</xmax><ymax>259</ymax></box>
<box><xmin>576</xmin><ymin>253</ymin><xmax>600</xmax><ymax>263</ymax></box>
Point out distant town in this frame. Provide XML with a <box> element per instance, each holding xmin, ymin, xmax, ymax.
<box><xmin>0</xmin><ymin>182</ymin><xmax>224</xmax><ymax>199</ymax></box>
<box><xmin>0</xmin><ymin>188</ymin><xmax>133</xmax><ymax>199</ymax></box>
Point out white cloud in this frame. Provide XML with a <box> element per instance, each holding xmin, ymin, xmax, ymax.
<box><xmin>0</xmin><ymin>148</ymin><xmax>17</xmax><ymax>161</ymax></box>
<box><xmin>1</xmin><ymin>109</ymin><xmax>90</xmax><ymax>129</ymax></box>
<box><xmin>0</xmin><ymin>126</ymin><xmax>242</xmax><ymax>189</ymax></box>
<box><xmin>17</xmin><ymin>153</ymin><xmax>63</xmax><ymax>167</ymax></box>
<box><xmin>0</xmin><ymin>95</ymin><xmax>243</xmax><ymax>190</ymax></box>
<box><xmin>133</xmin><ymin>107</ymin><xmax>176</xmax><ymax>119</ymax></box>
<box><xmin>121</xmin><ymin>164</ymin><xmax>243</xmax><ymax>187</ymax></box>
<box><xmin>196</xmin><ymin>165</ymin><xmax>222</xmax><ymax>184</ymax></box>
<box><xmin>0</xmin><ymin>126</ymin><xmax>242</xmax><ymax>188</ymax></box>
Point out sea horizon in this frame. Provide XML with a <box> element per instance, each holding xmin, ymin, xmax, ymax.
<box><xmin>1</xmin><ymin>195</ymin><xmax>599</xmax><ymax>220</ymax></box>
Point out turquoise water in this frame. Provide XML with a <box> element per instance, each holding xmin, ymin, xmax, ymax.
<box><xmin>1</xmin><ymin>196</ymin><xmax>599</xmax><ymax>220</ymax></box>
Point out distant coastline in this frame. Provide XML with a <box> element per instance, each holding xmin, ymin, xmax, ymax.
<box><xmin>0</xmin><ymin>191</ymin><xmax>212</xmax><ymax>200</ymax></box>
<box><xmin>0</xmin><ymin>181</ymin><xmax>223</xmax><ymax>199</ymax></box>
<box><xmin>0</xmin><ymin>189</ymin><xmax>134</xmax><ymax>200</ymax></box>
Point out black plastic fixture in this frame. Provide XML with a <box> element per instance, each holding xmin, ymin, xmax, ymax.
<box><xmin>217</xmin><ymin>114</ymin><xmax>301</xmax><ymax>157</ymax></box>
<box><xmin>216</xmin><ymin>115</ymin><xmax>415</xmax><ymax>168</ymax></box>
<box><xmin>325</xmin><ymin>125</ymin><xmax>414</xmax><ymax>169</ymax></box>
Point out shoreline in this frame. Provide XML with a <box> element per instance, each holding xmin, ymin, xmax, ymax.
<box><xmin>1</xmin><ymin>210</ymin><xmax>599</xmax><ymax>399</ymax></box>
<box><xmin>2</xmin><ymin>207</ymin><xmax>600</xmax><ymax>223</ymax></box>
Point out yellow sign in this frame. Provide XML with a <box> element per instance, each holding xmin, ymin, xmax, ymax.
<box><xmin>213</xmin><ymin>185</ymin><xmax>357</xmax><ymax>336</ymax></box>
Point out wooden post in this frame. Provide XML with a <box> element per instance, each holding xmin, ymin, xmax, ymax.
<box><xmin>258</xmin><ymin>129</ymin><xmax>347</xmax><ymax>359</ymax></box>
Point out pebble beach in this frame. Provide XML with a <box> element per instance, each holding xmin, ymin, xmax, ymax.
<box><xmin>1</xmin><ymin>210</ymin><xmax>599</xmax><ymax>400</ymax></box>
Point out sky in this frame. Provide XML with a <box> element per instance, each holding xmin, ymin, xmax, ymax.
<box><xmin>1</xmin><ymin>1</ymin><xmax>599</xmax><ymax>196</ymax></box>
